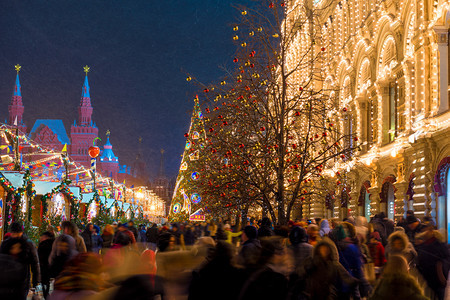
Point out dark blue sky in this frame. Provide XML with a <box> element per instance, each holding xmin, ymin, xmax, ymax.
<box><xmin>0</xmin><ymin>0</ymin><xmax>249</xmax><ymax>180</ymax></box>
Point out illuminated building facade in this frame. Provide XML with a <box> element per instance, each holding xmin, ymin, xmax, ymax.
<box><xmin>286</xmin><ymin>0</ymin><xmax>450</xmax><ymax>235</ymax></box>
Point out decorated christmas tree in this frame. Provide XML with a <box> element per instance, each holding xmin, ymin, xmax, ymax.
<box><xmin>169</xmin><ymin>96</ymin><xmax>206</xmax><ymax>222</ymax></box>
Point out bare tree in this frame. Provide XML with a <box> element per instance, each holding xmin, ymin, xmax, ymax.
<box><xmin>192</xmin><ymin>0</ymin><xmax>359</xmax><ymax>224</ymax></box>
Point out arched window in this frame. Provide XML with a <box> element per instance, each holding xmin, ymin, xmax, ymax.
<box><xmin>341</xmin><ymin>76</ymin><xmax>354</xmax><ymax>156</ymax></box>
<box><xmin>378</xmin><ymin>36</ymin><xmax>398</xmax><ymax>143</ymax></box>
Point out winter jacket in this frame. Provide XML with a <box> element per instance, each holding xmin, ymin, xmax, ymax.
<box><xmin>225</xmin><ymin>230</ymin><xmax>242</xmax><ymax>244</ymax></box>
<box><xmin>289</xmin><ymin>238</ymin><xmax>357</xmax><ymax>300</ymax></box>
<box><xmin>355</xmin><ymin>216</ymin><xmax>369</xmax><ymax>241</ymax></box>
<box><xmin>73</xmin><ymin>235</ymin><xmax>87</xmax><ymax>253</ymax></box>
<box><xmin>91</xmin><ymin>234</ymin><xmax>103</xmax><ymax>254</ymax></box>
<box><xmin>129</xmin><ymin>225</ymin><xmax>139</xmax><ymax>240</ymax></box>
<box><xmin>368</xmin><ymin>241</ymin><xmax>386</xmax><ymax>267</ymax></box>
<box><xmin>288</xmin><ymin>226</ymin><xmax>313</xmax><ymax>272</ymax></box>
<box><xmin>238</xmin><ymin>265</ymin><xmax>289</xmax><ymax>300</ymax></box>
<box><xmin>337</xmin><ymin>239</ymin><xmax>363</xmax><ymax>278</ymax></box>
<box><xmin>38</xmin><ymin>238</ymin><xmax>55</xmax><ymax>284</ymax></box>
<box><xmin>237</xmin><ymin>238</ymin><xmax>262</xmax><ymax>270</ymax></box>
<box><xmin>146</xmin><ymin>225</ymin><xmax>159</xmax><ymax>243</ymax></box>
<box><xmin>101</xmin><ymin>233</ymin><xmax>113</xmax><ymax>248</ymax></box>
<box><xmin>369</xmin><ymin>273</ymin><xmax>429</xmax><ymax>300</ymax></box>
<box><xmin>0</xmin><ymin>253</ymin><xmax>27</xmax><ymax>299</ymax></box>
<box><xmin>0</xmin><ymin>236</ymin><xmax>41</xmax><ymax>299</ymax></box>
<box><xmin>138</xmin><ymin>229</ymin><xmax>147</xmax><ymax>243</ymax></box>
<box><xmin>184</xmin><ymin>229</ymin><xmax>196</xmax><ymax>246</ymax></box>
<box><xmin>385</xmin><ymin>231</ymin><xmax>417</xmax><ymax>266</ymax></box>
<box><xmin>49</xmin><ymin>234</ymin><xmax>78</xmax><ymax>278</ymax></box>
<box><xmin>319</xmin><ymin>219</ymin><xmax>331</xmax><ymax>237</ymax></box>
<box><xmin>416</xmin><ymin>235</ymin><xmax>449</xmax><ymax>299</ymax></box>
<box><xmin>81</xmin><ymin>229</ymin><xmax>93</xmax><ymax>252</ymax></box>
<box><xmin>189</xmin><ymin>246</ymin><xmax>245</xmax><ymax>300</ymax></box>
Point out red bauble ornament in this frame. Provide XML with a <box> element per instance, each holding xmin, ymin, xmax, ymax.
<box><xmin>260</xmin><ymin>127</ymin><xmax>265</xmax><ymax>131</ymax></box>
<box><xmin>184</xmin><ymin>133</ymin><xmax>189</xmax><ymax>137</ymax></box>
<box><xmin>343</xmin><ymin>107</ymin><xmax>347</xmax><ymax>112</ymax></box>
<box><xmin>269</xmin><ymin>2</ymin><xmax>274</xmax><ymax>8</ymax></box>
<box><xmin>233</xmin><ymin>57</ymin><xmax>239</xmax><ymax>63</ymax></box>
<box><xmin>281</xmin><ymin>2</ymin><xmax>285</xmax><ymax>7</ymax></box>
<box><xmin>88</xmin><ymin>146</ymin><xmax>100</xmax><ymax>158</ymax></box>
<box><xmin>321</xmin><ymin>47</ymin><xmax>325</xmax><ymax>51</ymax></box>
<box><xmin>204</xmin><ymin>88</ymin><xmax>209</xmax><ymax>93</ymax></box>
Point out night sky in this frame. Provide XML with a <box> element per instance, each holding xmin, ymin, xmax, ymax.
<box><xmin>0</xmin><ymin>0</ymin><xmax>251</xmax><ymax>181</ymax></box>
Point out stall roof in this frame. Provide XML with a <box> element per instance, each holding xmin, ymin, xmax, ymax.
<box><xmin>68</xmin><ymin>186</ymin><xmax>80</xmax><ymax>199</ymax></box>
<box><xmin>34</xmin><ymin>181</ymin><xmax>60</xmax><ymax>195</ymax></box>
<box><xmin>2</xmin><ymin>172</ymin><xmax>24</xmax><ymax>188</ymax></box>
<box><xmin>81</xmin><ymin>192</ymin><xmax>95</xmax><ymax>203</ymax></box>
<box><xmin>123</xmin><ymin>203</ymin><xmax>130</xmax><ymax>211</ymax></box>
<box><xmin>105</xmin><ymin>198</ymin><xmax>115</xmax><ymax>208</ymax></box>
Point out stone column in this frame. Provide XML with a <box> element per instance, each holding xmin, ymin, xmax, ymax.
<box><xmin>434</xmin><ymin>26</ymin><xmax>449</xmax><ymax>114</ymax></box>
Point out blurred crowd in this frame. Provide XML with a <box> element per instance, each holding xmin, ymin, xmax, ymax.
<box><xmin>0</xmin><ymin>211</ymin><xmax>449</xmax><ymax>300</ymax></box>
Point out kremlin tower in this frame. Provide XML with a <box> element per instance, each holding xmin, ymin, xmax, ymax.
<box><xmin>8</xmin><ymin>64</ymin><xmax>26</xmax><ymax>133</ymax></box>
<box><xmin>70</xmin><ymin>66</ymin><xmax>99</xmax><ymax>168</ymax></box>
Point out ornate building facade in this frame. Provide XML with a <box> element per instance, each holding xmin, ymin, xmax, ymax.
<box><xmin>286</xmin><ymin>0</ymin><xmax>450</xmax><ymax>238</ymax></box>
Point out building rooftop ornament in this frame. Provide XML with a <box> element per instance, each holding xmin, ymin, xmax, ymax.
<box><xmin>100</xmin><ymin>130</ymin><xmax>118</xmax><ymax>162</ymax></box>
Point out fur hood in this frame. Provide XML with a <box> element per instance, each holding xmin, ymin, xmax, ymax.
<box><xmin>312</xmin><ymin>237</ymin><xmax>339</xmax><ymax>262</ymax></box>
<box><xmin>370</xmin><ymin>273</ymin><xmax>428</xmax><ymax>300</ymax></box>
<box><xmin>387</xmin><ymin>231</ymin><xmax>409</xmax><ymax>250</ymax></box>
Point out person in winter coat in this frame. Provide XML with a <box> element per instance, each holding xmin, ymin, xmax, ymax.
<box><xmin>289</xmin><ymin>237</ymin><xmax>357</xmax><ymax>300</ymax></box>
<box><xmin>258</xmin><ymin>217</ymin><xmax>275</xmax><ymax>238</ymax></box>
<box><xmin>49</xmin><ymin>234</ymin><xmax>78</xmax><ymax>278</ymax></box>
<box><xmin>0</xmin><ymin>222</ymin><xmax>41</xmax><ymax>300</ymax></box>
<box><xmin>0</xmin><ymin>253</ymin><xmax>27</xmax><ymax>299</ymax></box>
<box><xmin>128</xmin><ymin>220</ymin><xmax>139</xmax><ymax>240</ymax></box>
<box><xmin>237</xmin><ymin>225</ymin><xmax>262</xmax><ymax>273</ymax></box>
<box><xmin>385</xmin><ymin>230</ymin><xmax>417</xmax><ymax>267</ymax></box>
<box><xmin>334</xmin><ymin>224</ymin><xmax>370</xmax><ymax>299</ymax></box>
<box><xmin>61</xmin><ymin>221</ymin><xmax>86</xmax><ymax>253</ymax></box>
<box><xmin>101</xmin><ymin>224</ymin><xmax>114</xmax><ymax>250</ymax></box>
<box><xmin>223</xmin><ymin>224</ymin><xmax>242</xmax><ymax>244</ymax></box>
<box><xmin>80</xmin><ymin>223</ymin><xmax>94</xmax><ymax>252</ymax></box>
<box><xmin>319</xmin><ymin>219</ymin><xmax>331</xmax><ymax>237</ymax></box>
<box><xmin>367</xmin><ymin>231</ymin><xmax>386</xmax><ymax>268</ymax></box>
<box><xmin>371</xmin><ymin>212</ymin><xmax>394</xmax><ymax>247</ymax></box>
<box><xmin>355</xmin><ymin>216</ymin><xmax>369</xmax><ymax>241</ymax></box>
<box><xmin>238</xmin><ymin>236</ymin><xmax>289</xmax><ymax>300</ymax></box>
<box><xmin>288</xmin><ymin>226</ymin><xmax>313</xmax><ymax>273</ymax></box>
<box><xmin>307</xmin><ymin>224</ymin><xmax>320</xmax><ymax>246</ymax></box>
<box><xmin>137</xmin><ymin>224</ymin><xmax>146</xmax><ymax>242</ymax></box>
<box><xmin>415</xmin><ymin>227</ymin><xmax>449</xmax><ymax>300</ymax></box>
<box><xmin>405</xmin><ymin>215</ymin><xmax>425</xmax><ymax>243</ymax></box>
<box><xmin>49</xmin><ymin>253</ymin><xmax>104</xmax><ymax>300</ymax></box>
<box><xmin>184</xmin><ymin>225</ymin><xmax>196</xmax><ymax>246</ymax></box>
<box><xmin>369</xmin><ymin>255</ymin><xmax>429</xmax><ymax>300</ymax></box>
<box><xmin>91</xmin><ymin>225</ymin><xmax>103</xmax><ymax>254</ymax></box>
<box><xmin>38</xmin><ymin>231</ymin><xmax>55</xmax><ymax>299</ymax></box>
<box><xmin>189</xmin><ymin>241</ymin><xmax>244</xmax><ymax>300</ymax></box>
<box><xmin>146</xmin><ymin>223</ymin><xmax>159</xmax><ymax>251</ymax></box>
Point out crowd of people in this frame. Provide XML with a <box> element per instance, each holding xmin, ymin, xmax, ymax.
<box><xmin>0</xmin><ymin>211</ymin><xmax>448</xmax><ymax>300</ymax></box>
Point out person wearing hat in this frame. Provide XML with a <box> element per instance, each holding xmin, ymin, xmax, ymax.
<box><xmin>415</xmin><ymin>223</ymin><xmax>449</xmax><ymax>300</ymax></box>
<box><xmin>223</xmin><ymin>224</ymin><xmax>242</xmax><ymax>244</ymax></box>
<box><xmin>405</xmin><ymin>215</ymin><xmax>424</xmax><ymax>243</ymax></box>
<box><xmin>368</xmin><ymin>231</ymin><xmax>386</xmax><ymax>278</ymax></box>
<box><xmin>237</xmin><ymin>226</ymin><xmax>261</xmax><ymax>273</ymax></box>
<box><xmin>0</xmin><ymin>222</ymin><xmax>40</xmax><ymax>300</ymax></box>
